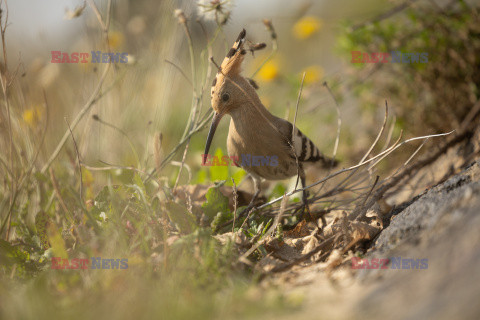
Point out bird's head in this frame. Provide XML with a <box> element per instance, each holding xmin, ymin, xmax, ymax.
<box><xmin>204</xmin><ymin>29</ymin><xmax>261</xmax><ymax>161</ymax></box>
<box><xmin>210</xmin><ymin>29</ymin><xmax>250</xmax><ymax>115</ymax></box>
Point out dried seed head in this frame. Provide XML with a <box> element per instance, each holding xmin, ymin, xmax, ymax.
<box><xmin>174</xmin><ymin>9</ymin><xmax>187</xmax><ymax>24</ymax></box>
<box><xmin>246</xmin><ymin>78</ymin><xmax>259</xmax><ymax>90</ymax></box>
<box><xmin>263</xmin><ymin>19</ymin><xmax>277</xmax><ymax>39</ymax></box>
<box><xmin>249</xmin><ymin>42</ymin><xmax>266</xmax><ymax>51</ymax></box>
<box><xmin>64</xmin><ymin>3</ymin><xmax>86</xmax><ymax>20</ymax></box>
<box><xmin>248</xmin><ymin>42</ymin><xmax>267</xmax><ymax>56</ymax></box>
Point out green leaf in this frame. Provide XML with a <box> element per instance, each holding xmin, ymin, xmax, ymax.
<box><xmin>35</xmin><ymin>211</ymin><xmax>51</xmax><ymax>250</ymax></box>
<box><xmin>261</xmin><ymin>219</ymin><xmax>273</xmax><ymax>237</ymax></box>
<box><xmin>270</xmin><ymin>183</ymin><xmax>286</xmax><ymax>200</ymax></box>
<box><xmin>165</xmin><ymin>201</ymin><xmax>197</xmax><ymax>234</ymax></box>
<box><xmin>0</xmin><ymin>239</ymin><xmax>29</xmax><ymax>267</ymax></box>
<box><xmin>201</xmin><ymin>186</ymin><xmax>230</xmax><ymax>220</ymax></box>
<box><xmin>211</xmin><ymin>211</ymin><xmax>233</xmax><ymax>230</ymax></box>
<box><xmin>227</xmin><ymin>168</ymin><xmax>246</xmax><ymax>186</ymax></box>
<box><xmin>114</xmin><ymin>168</ymin><xmax>134</xmax><ymax>184</ymax></box>
<box><xmin>192</xmin><ymin>168</ymin><xmax>208</xmax><ymax>184</ymax></box>
<box><xmin>47</xmin><ymin>224</ymin><xmax>68</xmax><ymax>259</ymax></box>
<box><xmin>133</xmin><ymin>172</ymin><xmax>147</xmax><ymax>195</ymax></box>
<box><xmin>93</xmin><ymin>186</ymin><xmax>113</xmax><ymax>216</ymax></box>
<box><xmin>209</xmin><ymin>147</ymin><xmax>229</xmax><ymax>182</ymax></box>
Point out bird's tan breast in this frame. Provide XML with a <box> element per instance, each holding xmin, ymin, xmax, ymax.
<box><xmin>227</xmin><ymin>116</ymin><xmax>297</xmax><ymax>180</ymax></box>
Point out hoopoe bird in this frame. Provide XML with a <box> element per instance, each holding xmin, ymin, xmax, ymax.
<box><xmin>204</xmin><ymin>29</ymin><xmax>336</xmax><ymax>214</ymax></box>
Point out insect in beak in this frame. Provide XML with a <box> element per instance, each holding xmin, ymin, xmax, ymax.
<box><xmin>203</xmin><ymin>112</ymin><xmax>225</xmax><ymax>164</ymax></box>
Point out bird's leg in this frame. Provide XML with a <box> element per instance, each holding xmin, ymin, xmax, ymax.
<box><xmin>299</xmin><ymin>169</ymin><xmax>325</xmax><ymax>228</ymax></box>
<box><xmin>238</xmin><ymin>175</ymin><xmax>261</xmax><ymax>220</ymax></box>
<box><xmin>299</xmin><ymin>169</ymin><xmax>312</xmax><ymax>221</ymax></box>
<box><xmin>247</xmin><ymin>175</ymin><xmax>261</xmax><ymax>210</ymax></box>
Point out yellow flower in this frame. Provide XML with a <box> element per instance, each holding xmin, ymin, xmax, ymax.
<box><xmin>81</xmin><ymin>168</ymin><xmax>94</xmax><ymax>186</ymax></box>
<box><xmin>81</xmin><ymin>168</ymin><xmax>95</xmax><ymax>201</ymax></box>
<box><xmin>108</xmin><ymin>31</ymin><xmax>125</xmax><ymax>49</ymax></box>
<box><xmin>293</xmin><ymin>16</ymin><xmax>322</xmax><ymax>40</ymax></box>
<box><xmin>258</xmin><ymin>59</ymin><xmax>279</xmax><ymax>82</ymax></box>
<box><xmin>22</xmin><ymin>106</ymin><xmax>43</xmax><ymax>128</ymax></box>
<box><xmin>302</xmin><ymin>65</ymin><xmax>324</xmax><ymax>85</ymax></box>
<box><xmin>22</xmin><ymin>109</ymin><xmax>35</xmax><ymax>126</ymax></box>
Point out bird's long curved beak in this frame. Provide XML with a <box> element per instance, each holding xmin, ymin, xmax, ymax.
<box><xmin>203</xmin><ymin>112</ymin><xmax>224</xmax><ymax>165</ymax></box>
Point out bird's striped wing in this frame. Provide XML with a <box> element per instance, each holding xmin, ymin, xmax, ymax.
<box><xmin>282</xmin><ymin>120</ymin><xmax>336</xmax><ymax>167</ymax></box>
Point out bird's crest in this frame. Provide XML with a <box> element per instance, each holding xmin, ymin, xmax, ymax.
<box><xmin>210</xmin><ymin>29</ymin><xmax>247</xmax><ymax>98</ymax></box>
<box><xmin>220</xmin><ymin>28</ymin><xmax>247</xmax><ymax>75</ymax></box>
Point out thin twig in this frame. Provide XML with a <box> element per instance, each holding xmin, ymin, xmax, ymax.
<box><xmin>362</xmin><ymin>101</ymin><xmax>389</xmax><ymax>163</ymax></box>
<box><xmin>177</xmin><ymin>10</ymin><xmax>199</xmax><ymax>141</ymax></box>
<box><xmin>165</xmin><ymin>59</ymin><xmax>193</xmax><ymax>88</ymax></box>
<box><xmin>351</xmin><ymin>129</ymin><xmax>469</xmax><ymax>222</ymax></box>
<box><xmin>153</xmin><ymin>132</ymin><xmax>163</xmax><ymax>182</ymax></box>
<box><xmin>92</xmin><ymin>114</ymin><xmax>140</xmax><ymax>168</ymax></box>
<box><xmin>82</xmin><ymin>162</ymin><xmax>148</xmax><ymax>175</ymax></box>
<box><xmin>315</xmin><ymin>103</ymin><xmax>388</xmax><ymax>198</ymax></box>
<box><xmin>251</xmin><ymin>19</ymin><xmax>278</xmax><ymax>78</ymax></box>
<box><xmin>0</xmin><ymin>0</ymin><xmax>13</xmax><ymax>240</ymax></box>
<box><xmin>87</xmin><ymin>0</ymin><xmax>106</xmax><ymax>30</ymax></box>
<box><xmin>145</xmin><ymin>109</ymin><xmax>214</xmax><ymax>182</ymax></box>
<box><xmin>324</xmin><ymin>81</ymin><xmax>341</xmax><ymax>166</ymax></box>
<box><xmin>173</xmin><ymin>139</ymin><xmax>191</xmax><ymax>192</ymax></box>
<box><xmin>232</xmin><ymin>178</ymin><xmax>238</xmax><ymax>233</ymax></box>
<box><xmin>256</xmin><ymin>130</ymin><xmax>454</xmax><ymax>211</ymax></box>
<box><xmin>292</xmin><ymin>72</ymin><xmax>306</xmax><ymax>190</ymax></box>
<box><xmin>41</xmin><ymin>64</ymin><xmax>111</xmax><ymax>174</ymax></box>
<box><xmin>313</xmin><ymin>81</ymin><xmax>342</xmax><ymax>197</ymax></box>
<box><xmin>12</xmin><ymin>90</ymin><xmax>50</xmax><ymax>198</ymax></box>
<box><xmin>49</xmin><ymin>168</ymin><xmax>72</xmax><ymax>219</ymax></box>
<box><xmin>196</xmin><ymin>19</ymin><xmax>214</xmax><ymax>124</ymax></box>
<box><xmin>65</xmin><ymin>118</ymin><xmax>83</xmax><ymax>202</ymax></box>
<box><xmin>382</xmin><ymin>137</ymin><xmax>429</xmax><ymax>181</ymax></box>
<box><xmin>381</xmin><ymin>116</ymin><xmax>396</xmax><ymax>152</ymax></box>
<box><xmin>41</xmin><ymin>0</ymin><xmax>113</xmax><ymax>174</ymax></box>
<box><xmin>360</xmin><ymin>175</ymin><xmax>379</xmax><ymax>208</ymax></box>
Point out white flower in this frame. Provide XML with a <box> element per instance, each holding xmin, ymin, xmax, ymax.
<box><xmin>197</xmin><ymin>0</ymin><xmax>233</xmax><ymax>25</ymax></box>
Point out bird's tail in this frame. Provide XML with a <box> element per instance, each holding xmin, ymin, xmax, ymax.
<box><xmin>314</xmin><ymin>153</ymin><xmax>338</xmax><ymax>169</ymax></box>
<box><xmin>288</xmin><ymin>124</ymin><xmax>338</xmax><ymax>169</ymax></box>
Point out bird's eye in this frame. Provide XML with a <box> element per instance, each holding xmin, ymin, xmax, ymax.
<box><xmin>221</xmin><ymin>92</ymin><xmax>230</xmax><ymax>102</ymax></box>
